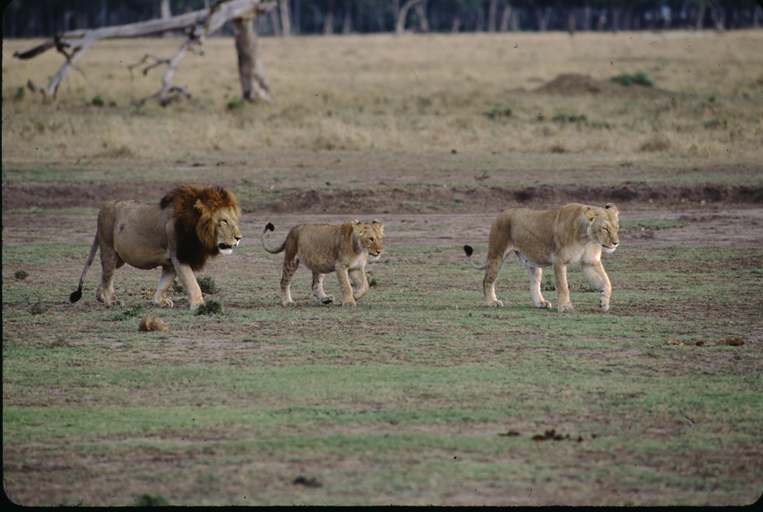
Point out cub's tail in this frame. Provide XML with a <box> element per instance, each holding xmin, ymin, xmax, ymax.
<box><xmin>463</xmin><ymin>245</ymin><xmax>487</xmax><ymax>271</ymax></box>
<box><xmin>70</xmin><ymin>230</ymin><xmax>101</xmax><ymax>303</ymax></box>
<box><xmin>260</xmin><ymin>222</ymin><xmax>288</xmax><ymax>254</ymax></box>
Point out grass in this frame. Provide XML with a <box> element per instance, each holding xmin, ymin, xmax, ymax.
<box><xmin>3</xmin><ymin>239</ymin><xmax>762</xmax><ymax>505</ymax></box>
<box><xmin>2</xmin><ymin>30</ymin><xmax>763</xmax><ymax>507</ymax></box>
<box><xmin>3</xmin><ymin>32</ymin><xmax>763</xmax><ymax>170</ymax></box>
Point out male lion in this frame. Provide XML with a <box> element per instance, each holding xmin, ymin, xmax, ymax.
<box><xmin>261</xmin><ymin>220</ymin><xmax>384</xmax><ymax>307</ymax></box>
<box><xmin>70</xmin><ymin>185</ymin><xmax>242</xmax><ymax>310</ymax></box>
<box><xmin>464</xmin><ymin>203</ymin><xmax>619</xmax><ymax>312</ymax></box>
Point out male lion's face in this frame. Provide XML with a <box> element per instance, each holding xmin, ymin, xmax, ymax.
<box><xmin>585</xmin><ymin>204</ymin><xmax>619</xmax><ymax>253</ymax></box>
<box><xmin>355</xmin><ymin>220</ymin><xmax>384</xmax><ymax>258</ymax></box>
<box><xmin>215</xmin><ymin>207</ymin><xmax>243</xmax><ymax>255</ymax></box>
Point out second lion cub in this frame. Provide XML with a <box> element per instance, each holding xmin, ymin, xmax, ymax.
<box><xmin>261</xmin><ymin>220</ymin><xmax>384</xmax><ymax>306</ymax></box>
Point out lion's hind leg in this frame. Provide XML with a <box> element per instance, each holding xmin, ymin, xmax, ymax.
<box><xmin>482</xmin><ymin>246</ymin><xmax>512</xmax><ymax>308</ymax></box>
<box><xmin>311</xmin><ymin>272</ymin><xmax>334</xmax><ymax>304</ymax></box>
<box><xmin>153</xmin><ymin>266</ymin><xmax>176</xmax><ymax>308</ymax></box>
<box><xmin>279</xmin><ymin>253</ymin><xmax>299</xmax><ymax>306</ymax></box>
<box><xmin>96</xmin><ymin>247</ymin><xmax>124</xmax><ymax>306</ymax></box>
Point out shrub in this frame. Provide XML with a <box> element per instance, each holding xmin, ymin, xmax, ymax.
<box><xmin>113</xmin><ymin>304</ymin><xmax>146</xmax><ymax>321</ymax></box>
<box><xmin>484</xmin><ymin>106</ymin><xmax>512</xmax><ymax>119</ymax></box>
<box><xmin>196</xmin><ymin>299</ymin><xmax>223</xmax><ymax>315</ymax></box>
<box><xmin>610</xmin><ymin>71</ymin><xmax>654</xmax><ymax>87</ymax></box>
<box><xmin>197</xmin><ymin>276</ymin><xmax>219</xmax><ymax>294</ymax></box>
<box><xmin>92</xmin><ymin>95</ymin><xmax>105</xmax><ymax>106</ymax></box>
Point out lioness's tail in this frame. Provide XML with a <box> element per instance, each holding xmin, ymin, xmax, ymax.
<box><xmin>70</xmin><ymin>230</ymin><xmax>100</xmax><ymax>303</ymax></box>
<box><xmin>463</xmin><ymin>245</ymin><xmax>487</xmax><ymax>271</ymax></box>
<box><xmin>260</xmin><ymin>222</ymin><xmax>288</xmax><ymax>254</ymax></box>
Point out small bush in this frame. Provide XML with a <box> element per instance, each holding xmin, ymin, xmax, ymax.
<box><xmin>14</xmin><ymin>270</ymin><xmax>29</xmax><ymax>280</ymax></box>
<box><xmin>196</xmin><ymin>299</ymin><xmax>223</xmax><ymax>316</ymax></box>
<box><xmin>30</xmin><ymin>301</ymin><xmax>46</xmax><ymax>315</ymax></box>
<box><xmin>610</xmin><ymin>71</ymin><xmax>654</xmax><ymax>87</ymax></box>
<box><xmin>226</xmin><ymin>98</ymin><xmax>246</xmax><ymax>110</ymax></box>
<box><xmin>113</xmin><ymin>304</ymin><xmax>146</xmax><ymax>321</ymax></box>
<box><xmin>173</xmin><ymin>277</ymin><xmax>219</xmax><ymax>294</ymax></box>
<box><xmin>703</xmin><ymin>118</ymin><xmax>727</xmax><ymax>130</ymax></box>
<box><xmin>92</xmin><ymin>95</ymin><xmax>105</xmax><ymax>106</ymax></box>
<box><xmin>14</xmin><ymin>86</ymin><xmax>25</xmax><ymax>101</ymax></box>
<box><xmin>134</xmin><ymin>493</ymin><xmax>170</xmax><ymax>506</ymax></box>
<box><xmin>484</xmin><ymin>106</ymin><xmax>512</xmax><ymax>119</ymax></box>
<box><xmin>552</xmin><ymin>113</ymin><xmax>587</xmax><ymax>124</ymax></box>
<box><xmin>707</xmin><ymin>93</ymin><xmax>716</xmax><ymax>103</ymax></box>
<box><xmin>197</xmin><ymin>276</ymin><xmax>219</xmax><ymax>294</ymax></box>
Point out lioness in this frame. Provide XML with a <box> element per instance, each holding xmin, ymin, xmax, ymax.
<box><xmin>70</xmin><ymin>185</ymin><xmax>242</xmax><ymax>310</ymax></box>
<box><xmin>261</xmin><ymin>220</ymin><xmax>384</xmax><ymax>306</ymax></box>
<box><xmin>464</xmin><ymin>203</ymin><xmax>619</xmax><ymax>312</ymax></box>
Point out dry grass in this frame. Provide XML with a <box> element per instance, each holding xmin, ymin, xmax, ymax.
<box><xmin>3</xmin><ymin>30</ymin><xmax>763</xmax><ymax>167</ymax></box>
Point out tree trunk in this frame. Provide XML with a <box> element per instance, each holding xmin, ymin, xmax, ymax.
<box><xmin>415</xmin><ymin>1</ymin><xmax>429</xmax><ymax>32</ymax></box>
<box><xmin>269</xmin><ymin>8</ymin><xmax>281</xmax><ymax>35</ymax></box>
<box><xmin>15</xmin><ymin>0</ymin><xmax>278</xmax><ymax>103</ymax></box>
<box><xmin>536</xmin><ymin>7</ymin><xmax>551</xmax><ymax>32</ymax></box>
<box><xmin>342</xmin><ymin>0</ymin><xmax>351</xmax><ymax>34</ymax></box>
<box><xmin>452</xmin><ymin>14</ymin><xmax>461</xmax><ymax>33</ymax></box>
<box><xmin>395</xmin><ymin>0</ymin><xmax>425</xmax><ymax>35</ymax></box>
<box><xmin>695</xmin><ymin>6</ymin><xmax>705</xmax><ymax>30</ymax></box>
<box><xmin>611</xmin><ymin>8</ymin><xmax>620</xmax><ymax>33</ymax></box>
<box><xmin>583</xmin><ymin>6</ymin><xmax>591</xmax><ymax>31</ymax></box>
<box><xmin>161</xmin><ymin>0</ymin><xmax>171</xmax><ymax>37</ymax></box>
<box><xmin>500</xmin><ymin>6</ymin><xmax>511</xmax><ymax>32</ymax></box>
<box><xmin>323</xmin><ymin>0</ymin><xmax>335</xmax><ymax>34</ymax></box>
<box><xmin>487</xmin><ymin>0</ymin><xmax>498</xmax><ymax>32</ymax></box>
<box><xmin>280</xmin><ymin>0</ymin><xmax>291</xmax><ymax>36</ymax></box>
<box><xmin>567</xmin><ymin>8</ymin><xmax>575</xmax><ymax>35</ymax></box>
<box><xmin>711</xmin><ymin>7</ymin><xmax>724</xmax><ymax>32</ymax></box>
<box><xmin>234</xmin><ymin>14</ymin><xmax>272</xmax><ymax>103</ymax></box>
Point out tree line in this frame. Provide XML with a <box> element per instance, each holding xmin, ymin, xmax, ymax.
<box><xmin>3</xmin><ymin>0</ymin><xmax>762</xmax><ymax>38</ymax></box>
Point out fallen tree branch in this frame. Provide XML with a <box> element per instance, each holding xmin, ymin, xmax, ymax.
<box><xmin>14</xmin><ymin>0</ymin><xmax>278</xmax><ymax>104</ymax></box>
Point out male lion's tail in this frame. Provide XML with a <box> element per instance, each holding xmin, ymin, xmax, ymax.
<box><xmin>260</xmin><ymin>222</ymin><xmax>288</xmax><ymax>254</ymax></box>
<box><xmin>463</xmin><ymin>245</ymin><xmax>487</xmax><ymax>271</ymax></box>
<box><xmin>70</xmin><ymin>230</ymin><xmax>100</xmax><ymax>303</ymax></box>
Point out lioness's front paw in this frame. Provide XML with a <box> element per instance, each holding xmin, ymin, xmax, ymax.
<box><xmin>189</xmin><ymin>301</ymin><xmax>203</xmax><ymax>311</ymax></box>
<box><xmin>536</xmin><ymin>300</ymin><xmax>552</xmax><ymax>310</ymax></box>
<box><xmin>321</xmin><ymin>295</ymin><xmax>335</xmax><ymax>304</ymax></box>
<box><xmin>282</xmin><ymin>300</ymin><xmax>297</xmax><ymax>307</ymax></box>
<box><xmin>487</xmin><ymin>300</ymin><xmax>503</xmax><ymax>307</ymax></box>
<box><xmin>600</xmin><ymin>300</ymin><xmax>610</xmax><ymax>312</ymax></box>
<box><xmin>341</xmin><ymin>299</ymin><xmax>357</xmax><ymax>307</ymax></box>
<box><xmin>558</xmin><ymin>303</ymin><xmax>574</xmax><ymax>313</ymax></box>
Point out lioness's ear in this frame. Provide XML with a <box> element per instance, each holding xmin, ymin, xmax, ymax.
<box><xmin>605</xmin><ymin>203</ymin><xmax>619</xmax><ymax>217</ymax></box>
<box><xmin>372</xmin><ymin>219</ymin><xmax>384</xmax><ymax>233</ymax></box>
<box><xmin>583</xmin><ymin>206</ymin><xmax>597</xmax><ymax>222</ymax></box>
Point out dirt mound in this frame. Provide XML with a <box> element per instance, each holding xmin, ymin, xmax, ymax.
<box><xmin>4</xmin><ymin>181</ymin><xmax>761</xmax><ymax>215</ymax></box>
<box><xmin>266</xmin><ymin>183</ymin><xmax>763</xmax><ymax>214</ymax></box>
<box><xmin>535</xmin><ymin>73</ymin><xmax>662</xmax><ymax>98</ymax></box>
<box><xmin>1</xmin><ymin>181</ymin><xmax>233</xmax><ymax>212</ymax></box>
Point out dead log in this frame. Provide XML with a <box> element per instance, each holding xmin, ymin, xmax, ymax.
<box><xmin>14</xmin><ymin>0</ymin><xmax>278</xmax><ymax>105</ymax></box>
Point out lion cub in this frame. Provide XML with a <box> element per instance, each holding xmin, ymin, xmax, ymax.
<box><xmin>261</xmin><ymin>220</ymin><xmax>384</xmax><ymax>307</ymax></box>
<box><xmin>464</xmin><ymin>203</ymin><xmax>619</xmax><ymax>312</ymax></box>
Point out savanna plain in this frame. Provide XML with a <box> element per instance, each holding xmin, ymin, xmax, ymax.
<box><xmin>2</xmin><ymin>30</ymin><xmax>763</xmax><ymax>506</ymax></box>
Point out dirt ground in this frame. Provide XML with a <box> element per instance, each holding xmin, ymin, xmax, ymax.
<box><xmin>3</xmin><ymin>166</ymin><xmax>762</xmax><ymax>506</ymax></box>
<box><xmin>3</xmin><ymin>180</ymin><xmax>762</xmax><ymax>249</ymax></box>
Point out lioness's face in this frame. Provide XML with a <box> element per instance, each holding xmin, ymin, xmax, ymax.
<box><xmin>355</xmin><ymin>220</ymin><xmax>384</xmax><ymax>258</ymax></box>
<box><xmin>215</xmin><ymin>207</ymin><xmax>243</xmax><ymax>254</ymax></box>
<box><xmin>586</xmin><ymin>205</ymin><xmax>619</xmax><ymax>253</ymax></box>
